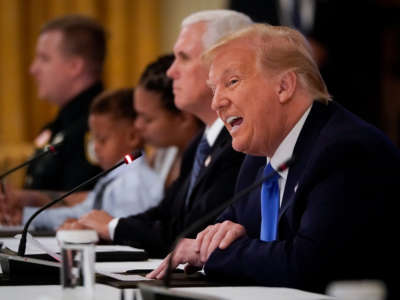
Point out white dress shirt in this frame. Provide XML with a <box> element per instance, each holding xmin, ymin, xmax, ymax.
<box><xmin>269</xmin><ymin>105</ymin><xmax>311</xmax><ymax>205</ymax></box>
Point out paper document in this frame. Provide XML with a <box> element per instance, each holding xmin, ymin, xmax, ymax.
<box><xmin>14</xmin><ymin>233</ymin><xmax>61</xmax><ymax>261</ymax></box>
<box><xmin>96</xmin><ymin>269</ymin><xmax>152</xmax><ymax>281</ymax></box>
<box><xmin>2</xmin><ymin>236</ymin><xmax>144</xmax><ymax>255</ymax></box>
<box><xmin>95</xmin><ymin>245</ymin><xmax>145</xmax><ymax>253</ymax></box>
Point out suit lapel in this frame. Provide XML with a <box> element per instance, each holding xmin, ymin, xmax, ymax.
<box><xmin>189</xmin><ymin>128</ymin><xmax>230</xmax><ymax>195</ymax></box>
<box><xmin>174</xmin><ymin>131</ymin><xmax>203</xmax><ymax>217</ymax></box>
<box><xmin>279</xmin><ymin>102</ymin><xmax>333</xmax><ymax>220</ymax></box>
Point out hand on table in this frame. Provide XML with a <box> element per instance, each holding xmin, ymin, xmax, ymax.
<box><xmin>78</xmin><ymin>210</ymin><xmax>113</xmax><ymax>240</ymax></box>
<box><xmin>147</xmin><ymin>220</ymin><xmax>246</xmax><ymax>279</ymax></box>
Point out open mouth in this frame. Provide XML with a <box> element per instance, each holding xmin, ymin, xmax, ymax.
<box><xmin>226</xmin><ymin>116</ymin><xmax>243</xmax><ymax>133</ymax></box>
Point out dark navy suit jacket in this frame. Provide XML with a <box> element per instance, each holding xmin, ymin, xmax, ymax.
<box><xmin>114</xmin><ymin>128</ymin><xmax>245</xmax><ymax>257</ymax></box>
<box><xmin>204</xmin><ymin>101</ymin><xmax>400</xmax><ymax>294</ymax></box>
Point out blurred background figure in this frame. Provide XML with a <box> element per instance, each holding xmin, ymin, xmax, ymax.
<box><xmin>20</xmin><ymin>88</ymin><xmax>164</xmax><ymax>231</ymax></box>
<box><xmin>134</xmin><ymin>54</ymin><xmax>204</xmax><ymax>188</ymax></box>
<box><xmin>26</xmin><ymin>14</ymin><xmax>105</xmax><ymax>191</ymax></box>
<box><xmin>57</xmin><ymin>54</ymin><xmax>203</xmax><ymax>239</ymax></box>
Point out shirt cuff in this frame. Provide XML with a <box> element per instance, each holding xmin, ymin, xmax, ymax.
<box><xmin>108</xmin><ymin>217</ymin><xmax>120</xmax><ymax>240</ymax></box>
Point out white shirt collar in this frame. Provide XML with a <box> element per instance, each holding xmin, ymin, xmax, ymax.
<box><xmin>269</xmin><ymin>105</ymin><xmax>312</xmax><ymax>180</ymax></box>
<box><xmin>204</xmin><ymin>118</ymin><xmax>224</xmax><ymax>147</ymax></box>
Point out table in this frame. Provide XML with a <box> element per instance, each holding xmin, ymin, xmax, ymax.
<box><xmin>0</xmin><ymin>236</ymin><xmax>333</xmax><ymax>300</ymax></box>
<box><xmin>0</xmin><ymin>284</ymin><xmax>333</xmax><ymax>300</ymax></box>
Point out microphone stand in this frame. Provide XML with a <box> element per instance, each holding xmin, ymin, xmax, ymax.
<box><xmin>17</xmin><ymin>150</ymin><xmax>142</xmax><ymax>257</ymax></box>
<box><xmin>0</xmin><ymin>143</ymin><xmax>62</xmax><ymax>181</ymax></box>
<box><xmin>163</xmin><ymin>156</ymin><xmax>295</xmax><ymax>287</ymax></box>
<box><xmin>0</xmin><ymin>143</ymin><xmax>62</xmax><ymax>225</ymax></box>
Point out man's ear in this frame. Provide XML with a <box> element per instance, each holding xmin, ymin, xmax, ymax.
<box><xmin>67</xmin><ymin>56</ymin><xmax>85</xmax><ymax>77</ymax></box>
<box><xmin>276</xmin><ymin>71</ymin><xmax>297</xmax><ymax>104</ymax></box>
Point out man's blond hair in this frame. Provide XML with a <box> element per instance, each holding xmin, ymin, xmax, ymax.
<box><xmin>204</xmin><ymin>24</ymin><xmax>331</xmax><ymax>103</ymax></box>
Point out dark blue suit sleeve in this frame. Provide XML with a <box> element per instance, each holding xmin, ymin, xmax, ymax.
<box><xmin>205</xmin><ymin>136</ymin><xmax>398</xmax><ymax>293</ymax></box>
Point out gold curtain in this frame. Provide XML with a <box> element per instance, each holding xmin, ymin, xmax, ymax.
<box><xmin>0</xmin><ymin>0</ymin><xmax>161</xmax><ymax>186</ymax></box>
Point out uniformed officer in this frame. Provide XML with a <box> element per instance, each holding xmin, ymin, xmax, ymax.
<box><xmin>26</xmin><ymin>15</ymin><xmax>105</xmax><ymax>191</ymax></box>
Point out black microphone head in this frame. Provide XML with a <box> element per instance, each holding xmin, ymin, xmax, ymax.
<box><xmin>0</xmin><ymin>142</ymin><xmax>63</xmax><ymax>180</ymax></box>
<box><xmin>277</xmin><ymin>156</ymin><xmax>295</xmax><ymax>172</ymax></box>
<box><xmin>44</xmin><ymin>142</ymin><xmax>63</xmax><ymax>153</ymax></box>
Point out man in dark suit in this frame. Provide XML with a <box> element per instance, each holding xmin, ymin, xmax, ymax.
<box><xmin>148</xmin><ymin>24</ymin><xmax>399</xmax><ymax>297</ymax></box>
<box><xmin>72</xmin><ymin>10</ymin><xmax>252</xmax><ymax>257</ymax></box>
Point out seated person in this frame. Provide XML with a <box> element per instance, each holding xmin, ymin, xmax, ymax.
<box><xmin>134</xmin><ymin>54</ymin><xmax>204</xmax><ymax>188</ymax></box>
<box><xmin>21</xmin><ymin>88</ymin><xmax>164</xmax><ymax>230</ymax></box>
<box><xmin>59</xmin><ymin>54</ymin><xmax>204</xmax><ymax>240</ymax></box>
<box><xmin>148</xmin><ymin>24</ymin><xmax>399</xmax><ymax>298</ymax></box>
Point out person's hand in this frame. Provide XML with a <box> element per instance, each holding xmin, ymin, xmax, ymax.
<box><xmin>57</xmin><ymin>218</ymin><xmax>86</xmax><ymax>230</ymax></box>
<box><xmin>0</xmin><ymin>204</ymin><xmax>21</xmax><ymax>225</ymax></box>
<box><xmin>77</xmin><ymin>210</ymin><xmax>113</xmax><ymax>240</ymax></box>
<box><xmin>147</xmin><ymin>221</ymin><xmax>247</xmax><ymax>280</ymax></box>
<box><xmin>0</xmin><ymin>206</ymin><xmax>22</xmax><ymax>225</ymax></box>
<box><xmin>0</xmin><ymin>184</ymin><xmax>22</xmax><ymax>225</ymax></box>
<box><xmin>7</xmin><ymin>209</ymin><xmax>22</xmax><ymax>225</ymax></box>
<box><xmin>196</xmin><ymin>220</ymin><xmax>246</xmax><ymax>262</ymax></box>
<box><xmin>0</xmin><ymin>187</ymin><xmax>8</xmax><ymax>223</ymax></box>
<box><xmin>146</xmin><ymin>238</ymin><xmax>202</xmax><ymax>279</ymax></box>
<box><xmin>62</xmin><ymin>192</ymin><xmax>89</xmax><ymax>207</ymax></box>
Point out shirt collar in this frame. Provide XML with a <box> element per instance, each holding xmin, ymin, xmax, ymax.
<box><xmin>204</xmin><ymin>118</ymin><xmax>224</xmax><ymax>147</ymax></box>
<box><xmin>269</xmin><ymin>105</ymin><xmax>312</xmax><ymax>179</ymax></box>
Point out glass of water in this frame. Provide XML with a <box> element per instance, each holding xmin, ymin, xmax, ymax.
<box><xmin>57</xmin><ymin>230</ymin><xmax>98</xmax><ymax>300</ymax></box>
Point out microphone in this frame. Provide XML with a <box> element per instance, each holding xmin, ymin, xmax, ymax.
<box><xmin>17</xmin><ymin>150</ymin><xmax>142</xmax><ymax>257</ymax></box>
<box><xmin>163</xmin><ymin>156</ymin><xmax>295</xmax><ymax>287</ymax></box>
<box><xmin>0</xmin><ymin>143</ymin><xmax>62</xmax><ymax>197</ymax></box>
<box><xmin>0</xmin><ymin>143</ymin><xmax>62</xmax><ymax>219</ymax></box>
<box><xmin>0</xmin><ymin>143</ymin><xmax>62</xmax><ymax>181</ymax></box>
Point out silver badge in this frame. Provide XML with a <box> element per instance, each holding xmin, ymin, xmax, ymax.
<box><xmin>204</xmin><ymin>155</ymin><xmax>212</xmax><ymax>167</ymax></box>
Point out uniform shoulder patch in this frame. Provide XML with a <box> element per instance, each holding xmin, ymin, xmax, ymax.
<box><xmin>85</xmin><ymin>131</ymin><xmax>99</xmax><ymax>166</ymax></box>
<box><xmin>51</xmin><ymin>132</ymin><xmax>65</xmax><ymax>145</ymax></box>
<box><xmin>35</xmin><ymin>129</ymin><xmax>52</xmax><ymax>148</ymax></box>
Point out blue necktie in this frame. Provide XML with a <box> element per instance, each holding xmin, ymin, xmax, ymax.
<box><xmin>92</xmin><ymin>177</ymin><xmax>115</xmax><ymax>210</ymax></box>
<box><xmin>185</xmin><ymin>136</ymin><xmax>211</xmax><ymax>207</ymax></box>
<box><xmin>260</xmin><ymin>163</ymin><xmax>280</xmax><ymax>241</ymax></box>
